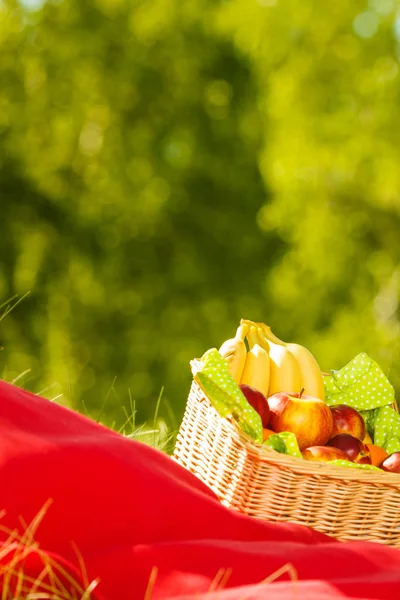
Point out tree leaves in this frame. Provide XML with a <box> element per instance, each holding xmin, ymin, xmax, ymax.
<box><xmin>1</xmin><ymin>0</ymin><xmax>400</xmax><ymax>428</ymax></box>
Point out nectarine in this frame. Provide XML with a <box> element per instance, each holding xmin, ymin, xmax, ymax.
<box><xmin>380</xmin><ymin>452</ymin><xmax>400</xmax><ymax>473</ymax></box>
<box><xmin>240</xmin><ymin>384</ymin><xmax>270</xmax><ymax>428</ymax></box>
<box><xmin>302</xmin><ymin>446</ymin><xmax>348</xmax><ymax>462</ymax></box>
<box><xmin>327</xmin><ymin>434</ymin><xmax>371</xmax><ymax>464</ymax></box>
<box><xmin>330</xmin><ymin>404</ymin><xmax>366</xmax><ymax>441</ymax></box>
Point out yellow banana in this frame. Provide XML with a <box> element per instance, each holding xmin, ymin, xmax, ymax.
<box><xmin>261</xmin><ymin>324</ymin><xmax>285</xmax><ymax>346</ymax></box>
<box><xmin>219</xmin><ymin>322</ymin><xmax>249</xmax><ymax>383</ymax></box>
<box><xmin>240</xmin><ymin>326</ymin><xmax>270</xmax><ymax>396</ymax></box>
<box><xmin>262</xmin><ymin>324</ymin><xmax>325</xmax><ymax>401</ymax></box>
<box><xmin>284</xmin><ymin>343</ymin><xmax>325</xmax><ymax>400</ymax></box>
<box><xmin>257</xmin><ymin>325</ymin><xmax>301</xmax><ymax>396</ymax></box>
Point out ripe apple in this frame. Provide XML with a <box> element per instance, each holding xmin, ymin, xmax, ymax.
<box><xmin>327</xmin><ymin>434</ymin><xmax>372</xmax><ymax>464</ymax></box>
<box><xmin>302</xmin><ymin>446</ymin><xmax>349</xmax><ymax>462</ymax></box>
<box><xmin>240</xmin><ymin>384</ymin><xmax>270</xmax><ymax>428</ymax></box>
<box><xmin>380</xmin><ymin>452</ymin><xmax>400</xmax><ymax>473</ymax></box>
<box><xmin>267</xmin><ymin>391</ymin><xmax>333</xmax><ymax>451</ymax></box>
<box><xmin>330</xmin><ymin>404</ymin><xmax>366</xmax><ymax>441</ymax></box>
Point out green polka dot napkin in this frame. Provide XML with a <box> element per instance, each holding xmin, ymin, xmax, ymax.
<box><xmin>385</xmin><ymin>435</ymin><xmax>400</xmax><ymax>454</ymax></box>
<box><xmin>360</xmin><ymin>408</ymin><xmax>377</xmax><ymax>439</ymax></box>
<box><xmin>327</xmin><ymin>460</ymin><xmax>381</xmax><ymax>471</ymax></box>
<box><xmin>191</xmin><ymin>348</ymin><xmax>263</xmax><ymax>443</ymax></box>
<box><xmin>324</xmin><ymin>352</ymin><xmax>400</xmax><ymax>454</ymax></box>
<box><xmin>263</xmin><ymin>432</ymin><xmax>302</xmax><ymax>458</ymax></box>
<box><xmin>323</xmin><ymin>352</ymin><xmax>394</xmax><ymax>411</ymax></box>
<box><xmin>363</xmin><ymin>406</ymin><xmax>400</xmax><ymax>453</ymax></box>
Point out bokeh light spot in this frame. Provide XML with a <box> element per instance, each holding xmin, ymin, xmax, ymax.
<box><xmin>353</xmin><ymin>11</ymin><xmax>380</xmax><ymax>38</ymax></box>
<box><xmin>205</xmin><ymin>80</ymin><xmax>232</xmax><ymax>107</ymax></box>
<box><xmin>393</xmin><ymin>15</ymin><xmax>400</xmax><ymax>40</ymax></box>
<box><xmin>369</xmin><ymin>0</ymin><xmax>395</xmax><ymax>16</ymax></box>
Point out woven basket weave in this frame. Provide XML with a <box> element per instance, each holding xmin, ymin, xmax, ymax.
<box><xmin>173</xmin><ymin>377</ymin><xmax>400</xmax><ymax>547</ymax></box>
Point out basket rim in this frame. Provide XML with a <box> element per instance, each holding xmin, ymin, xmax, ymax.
<box><xmin>191</xmin><ymin>380</ymin><xmax>400</xmax><ymax>488</ymax></box>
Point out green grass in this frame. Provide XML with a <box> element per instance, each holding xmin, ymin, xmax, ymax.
<box><xmin>1</xmin><ymin>294</ymin><xmax>178</xmax><ymax>455</ymax></box>
<box><xmin>116</xmin><ymin>388</ymin><xmax>177</xmax><ymax>454</ymax></box>
<box><xmin>0</xmin><ymin>295</ymin><xmax>180</xmax><ymax>597</ymax></box>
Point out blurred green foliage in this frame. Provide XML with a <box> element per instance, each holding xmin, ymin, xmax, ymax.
<box><xmin>1</xmin><ymin>0</ymin><xmax>400</xmax><ymax>428</ymax></box>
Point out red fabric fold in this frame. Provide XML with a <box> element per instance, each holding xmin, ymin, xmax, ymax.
<box><xmin>0</xmin><ymin>379</ymin><xmax>400</xmax><ymax>599</ymax></box>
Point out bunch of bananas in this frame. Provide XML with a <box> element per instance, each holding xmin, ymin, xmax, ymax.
<box><xmin>218</xmin><ymin>319</ymin><xmax>325</xmax><ymax>401</ymax></box>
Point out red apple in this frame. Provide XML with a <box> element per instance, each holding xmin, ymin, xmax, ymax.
<box><xmin>240</xmin><ymin>384</ymin><xmax>270</xmax><ymax>428</ymax></box>
<box><xmin>302</xmin><ymin>446</ymin><xmax>349</xmax><ymax>462</ymax></box>
<box><xmin>327</xmin><ymin>434</ymin><xmax>372</xmax><ymax>464</ymax></box>
<box><xmin>330</xmin><ymin>404</ymin><xmax>366</xmax><ymax>441</ymax></box>
<box><xmin>380</xmin><ymin>452</ymin><xmax>400</xmax><ymax>473</ymax></box>
<box><xmin>267</xmin><ymin>391</ymin><xmax>333</xmax><ymax>451</ymax></box>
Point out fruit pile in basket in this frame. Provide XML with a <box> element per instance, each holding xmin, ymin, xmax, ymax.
<box><xmin>243</xmin><ymin>385</ymin><xmax>392</xmax><ymax>470</ymax></box>
<box><xmin>192</xmin><ymin>318</ymin><xmax>400</xmax><ymax>474</ymax></box>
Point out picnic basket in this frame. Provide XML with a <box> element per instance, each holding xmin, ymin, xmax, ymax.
<box><xmin>173</xmin><ymin>364</ymin><xmax>400</xmax><ymax>547</ymax></box>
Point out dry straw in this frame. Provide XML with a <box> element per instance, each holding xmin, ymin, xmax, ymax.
<box><xmin>174</xmin><ymin>378</ymin><xmax>400</xmax><ymax>547</ymax></box>
<box><xmin>0</xmin><ymin>500</ymin><xmax>98</xmax><ymax>599</ymax></box>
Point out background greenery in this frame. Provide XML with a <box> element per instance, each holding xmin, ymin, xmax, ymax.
<box><xmin>1</xmin><ymin>0</ymin><xmax>400</xmax><ymax>432</ymax></box>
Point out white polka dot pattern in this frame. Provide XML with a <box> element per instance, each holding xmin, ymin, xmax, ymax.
<box><xmin>323</xmin><ymin>352</ymin><xmax>394</xmax><ymax>411</ymax></box>
<box><xmin>372</xmin><ymin>406</ymin><xmax>400</xmax><ymax>452</ymax></box>
<box><xmin>385</xmin><ymin>436</ymin><xmax>400</xmax><ymax>455</ymax></box>
<box><xmin>324</xmin><ymin>353</ymin><xmax>400</xmax><ymax>454</ymax></box>
<box><xmin>192</xmin><ymin>348</ymin><xmax>263</xmax><ymax>443</ymax></box>
<box><xmin>327</xmin><ymin>460</ymin><xmax>381</xmax><ymax>471</ymax></box>
<box><xmin>263</xmin><ymin>432</ymin><xmax>302</xmax><ymax>458</ymax></box>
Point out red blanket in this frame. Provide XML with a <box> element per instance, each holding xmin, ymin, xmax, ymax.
<box><xmin>1</xmin><ymin>379</ymin><xmax>400</xmax><ymax>599</ymax></box>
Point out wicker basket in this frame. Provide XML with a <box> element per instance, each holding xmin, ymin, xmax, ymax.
<box><xmin>173</xmin><ymin>377</ymin><xmax>400</xmax><ymax>547</ymax></box>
